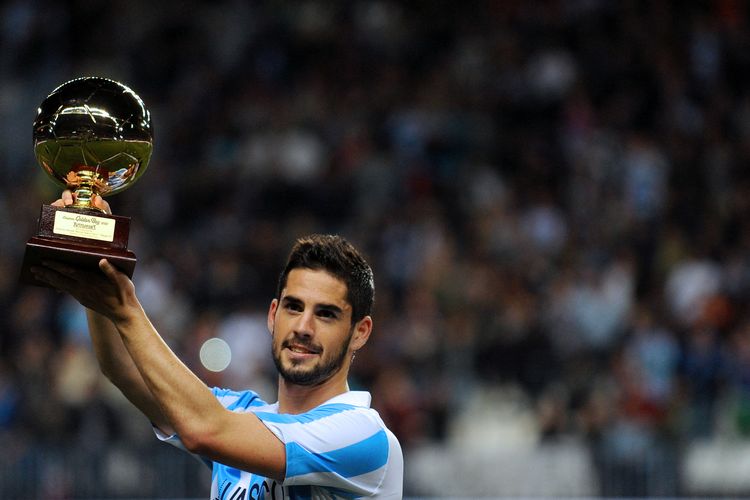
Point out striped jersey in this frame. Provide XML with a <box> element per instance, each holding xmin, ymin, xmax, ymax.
<box><xmin>156</xmin><ymin>389</ymin><xmax>403</xmax><ymax>499</ymax></box>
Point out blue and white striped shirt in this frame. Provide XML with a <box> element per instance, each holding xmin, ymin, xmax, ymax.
<box><xmin>156</xmin><ymin>389</ymin><xmax>403</xmax><ymax>499</ymax></box>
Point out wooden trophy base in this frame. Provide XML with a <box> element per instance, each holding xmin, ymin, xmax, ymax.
<box><xmin>20</xmin><ymin>204</ymin><xmax>136</xmax><ymax>287</ymax></box>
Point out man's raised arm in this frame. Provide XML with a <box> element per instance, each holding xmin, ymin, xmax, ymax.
<box><xmin>53</xmin><ymin>190</ymin><xmax>171</xmax><ymax>432</ymax></box>
<box><xmin>87</xmin><ymin>308</ymin><xmax>172</xmax><ymax>433</ymax></box>
<box><xmin>34</xmin><ymin>258</ymin><xmax>286</xmax><ymax>481</ymax></box>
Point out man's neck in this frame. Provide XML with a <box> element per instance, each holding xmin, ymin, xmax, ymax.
<box><xmin>277</xmin><ymin>372</ymin><xmax>350</xmax><ymax>414</ymax></box>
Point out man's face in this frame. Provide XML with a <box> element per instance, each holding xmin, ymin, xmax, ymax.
<box><xmin>268</xmin><ymin>268</ymin><xmax>360</xmax><ymax>386</ymax></box>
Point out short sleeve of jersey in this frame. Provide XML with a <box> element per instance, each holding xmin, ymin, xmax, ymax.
<box><xmin>253</xmin><ymin>404</ymin><xmax>391</xmax><ymax>496</ymax></box>
<box><xmin>154</xmin><ymin>388</ymin><xmax>269</xmax><ymax>468</ymax></box>
<box><xmin>212</xmin><ymin>387</ymin><xmax>268</xmax><ymax>410</ymax></box>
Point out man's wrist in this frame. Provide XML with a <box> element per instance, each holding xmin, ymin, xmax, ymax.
<box><xmin>111</xmin><ymin>302</ymin><xmax>147</xmax><ymax>332</ymax></box>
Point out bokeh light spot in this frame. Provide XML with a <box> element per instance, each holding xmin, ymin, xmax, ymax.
<box><xmin>199</xmin><ymin>337</ymin><xmax>232</xmax><ymax>372</ymax></box>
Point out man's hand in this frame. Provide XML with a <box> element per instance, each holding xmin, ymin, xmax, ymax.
<box><xmin>35</xmin><ymin>189</ymin><xmax>135</xmax><ymax>321</ymax></box>
<box><xmin>31</xmin><ymin>258</ymin><xmax>139</xmax><ymax>324</ymax></box>
<box><xmin>52</xmin><ymin>189</ymin><xmax>112</xmax><ymax>213</ymax></box>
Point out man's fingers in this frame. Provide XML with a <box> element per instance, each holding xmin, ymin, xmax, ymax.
<box><xmin>92</xmin><ymin>195</ymin><xmax>112</xmax><ymax>214</ymax></box>
<box><xmin>32</xmin><ymin>259</ymin><xmax>131</xmax><ymax>319</ymax></box>
<box><xmin>51</xmin><ymin>190</ymin><xmax>75</xmax><ymax>208</ymax></box>
<box><xmin>99</xmin><ymin>258</ymin><xmax>115</xmax><ymax>278</ymax></box>
<box><xmin>98</xmin><ymin>259</ymin><xmax>125</xmax><ymax>284</ymax></box>
<box><xmin>41</xmin><ymin>260</ymin><xmax>121</xmax><ymax>285</ymax></box>
<box><xmin>62</xmin><ymin>190</ymin><xmax>74</xmax><ymax>205</ymax></box>
<box><xmin>41</xmin><ymin>260</ymin><xmax>85</xmax><ymax>279</ymax></box>
<box><xmin>30</xmin><ymin>264</ymin><xmax>75</xmax><ymax>289</ymax></box>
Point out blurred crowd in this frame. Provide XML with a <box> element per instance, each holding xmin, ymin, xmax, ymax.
<box><xmin>2</xmin><ymin>0</ymin><xmax>750</xmax><ymax>497</ymax></box>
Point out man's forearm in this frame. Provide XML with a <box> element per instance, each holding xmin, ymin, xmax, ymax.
<box><xmin>35</xmin><ymin>258</ymin><xmax>285</xmax><ymax>477</ymax></box>
<box><xmin>109</xmin><ymin>299</ymin><xmax>286</xmax><ymax>479</ymax></box>
<box><xmin>87</xmin><ymin>309</ymin><xmax>171</xmax><ymax>430</ymax></box>
<box><xmin>111</xmin><ymin>303</ymin><xmax>227</xmax><ymax>446</ymax></box>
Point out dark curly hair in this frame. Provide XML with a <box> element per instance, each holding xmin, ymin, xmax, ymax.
<box><xmin>276</xmin><ymin>234</ymin><xmax>375</xmax><ymax>324</ymax></box>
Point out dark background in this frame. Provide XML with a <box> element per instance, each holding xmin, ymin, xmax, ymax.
<box><xmin>2</xmin><ymin>0</ymin><xmax>750</xmax><ymax>497</ymax></box>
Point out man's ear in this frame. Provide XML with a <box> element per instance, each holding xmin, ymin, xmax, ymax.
<box><xmin>350</xmin><ymin>315</ymin><xmax>373</xmax><ymax>351</ymax></box>
<box><xmin>267</xmin><ymin>299</ymin><xmax>278</xmax><ymax>334</ymax></box>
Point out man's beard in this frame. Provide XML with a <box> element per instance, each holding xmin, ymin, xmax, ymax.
<box><xmin>272</xmin><ymin>329</ymin><xmax>353</xmax><ymax>386</ymax></box>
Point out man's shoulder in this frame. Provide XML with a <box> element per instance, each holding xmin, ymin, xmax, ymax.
<box><xmin>211</xmin><ymin>387</ymin><xmax>271</xmax><ymax>411</ymax></box>
<box><xmin>252</xmin><ymin>390</ymin><xmax>403</xmax><ymax>497</ymax></box>
<box><xmin>256</xmin><ymin>391</ymin><xmax>378</xmax><ymax>423</ymax></box>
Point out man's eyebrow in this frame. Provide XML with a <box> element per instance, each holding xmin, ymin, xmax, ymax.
<box><xmin>316</xmin><ymin>303</ymin><xmax>344</xmax><ymax>315</ymax></box>
<box><xmin>281</xmin><ymin>296</ymin><xmax>345</xmax><ymax>314</ymax></box>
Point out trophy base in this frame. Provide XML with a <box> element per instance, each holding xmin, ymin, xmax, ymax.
<box><xmin>20</xmin><ymin>205</ymin><xmax>137</xmax><ymax>287</ymax></box>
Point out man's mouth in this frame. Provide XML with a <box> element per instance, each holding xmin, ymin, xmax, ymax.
<box><xmin>285</xmin><ymin>342</ymin><xmax>321</xmax><ymax>355</ymax></box>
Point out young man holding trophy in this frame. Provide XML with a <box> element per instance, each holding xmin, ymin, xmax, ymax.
<box><xmin>26</xmin><ymin>78</ymin><xmax>404</xmax><ymax>499</ymax></box>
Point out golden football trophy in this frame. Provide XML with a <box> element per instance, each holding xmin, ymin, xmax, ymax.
<box><xmin>20</xmin><ymin>77</ymin><xmax>153</xmax><ymax>286</ymax></box>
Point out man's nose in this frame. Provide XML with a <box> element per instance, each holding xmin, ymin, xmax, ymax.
<box><xmin>294</xmin><ymin>311</ymin><xmax>315</xmax><ymax>336</ymax></box>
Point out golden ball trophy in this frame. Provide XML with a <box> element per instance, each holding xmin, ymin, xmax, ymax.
<box><xmin>20</xmin><ymin>77</ymin><xmax>153</xmax><ymax>286</ymax></box>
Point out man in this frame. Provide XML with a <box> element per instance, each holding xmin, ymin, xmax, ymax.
<box><xmin>32</xmin><ymin>192</ymin><xmax>404</xmax><ymax>499</ymax></box>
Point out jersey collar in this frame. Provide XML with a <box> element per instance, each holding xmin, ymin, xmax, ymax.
<box><xmin>265</xmin><ymin>390</ymin><xmax>373</xmax><ymax>414</ymax></box>
<box><xmin>324</xmin><ymin>390</ymin><xmax>372</xmax><ymax>408</ymax></box>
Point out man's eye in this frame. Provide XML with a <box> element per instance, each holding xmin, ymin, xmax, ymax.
<box><xmin>284</xmin><ymin>302</ymin><xmax>303</xmax><ymax>312</ymax></box>
<box><xmin>318</xmin><ymin>310</ymin><xmax>336</xmax><ymax>319</ymax></box>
